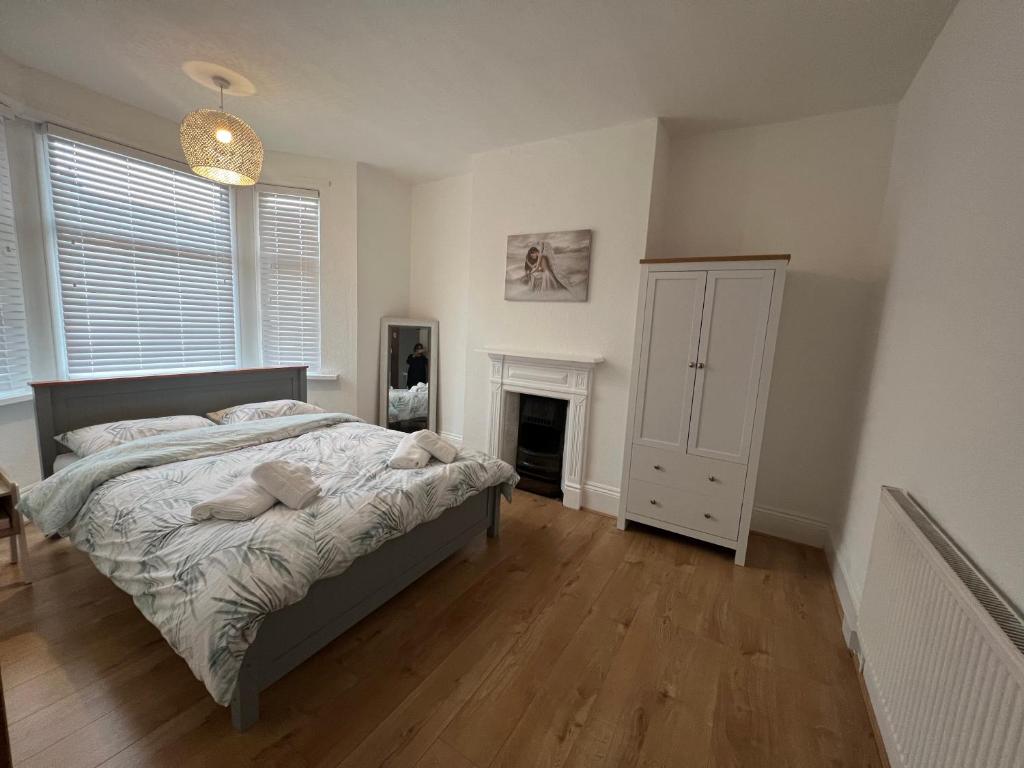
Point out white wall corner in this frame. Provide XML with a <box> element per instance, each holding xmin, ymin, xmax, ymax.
<box><xmin>355</xmin><ymin>163</ymin><xmax>413</xmax><ymax>422</ymax></box>
<box><xmin>752</xmin><ymin>505</ymin><xmax>863</xmax><ymax>659</ymax></box>
<box><xmin>750</xmin><ymin>504</ymin><xmax>829</xmax><ymax>549</ymax></box>
<box><xmin>825</xmin><ymin>530</ymin><xmax>861</xmax><ymax>657</ymax></box>
<box><xmin>643</xmin><ymin>118</ymin><xmax>671</xmax><ymax>259</ymax></box>
<box><xmin>580</xmin><ymin>482</ymin><xmax>620</xmax><ymax>517</ymax></box>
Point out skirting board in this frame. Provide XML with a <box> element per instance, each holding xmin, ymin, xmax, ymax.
<box><xmin>577</xmin><ymin>486</ymin><xmax>832</xmax><ymax>554</ymax></box>
<box><xmin>825</xmin><ymin>531</ymin><xmax>862</xmax><ymax>658</ymax></box>
<box><xmin>750</xmin><ymin>504</ymin><xmax>829</xmax><ymax>549</ymax></box>
<box><xmin>580</xmin><ymin>482</ymin><xmax>619</xmax><ymax>516</ymax></box>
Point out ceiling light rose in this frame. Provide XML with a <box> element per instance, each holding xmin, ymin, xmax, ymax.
<box><xmin>180</xmin><ymin>75</ymin><xmax>263</xmax><ymax>186</ymax></box>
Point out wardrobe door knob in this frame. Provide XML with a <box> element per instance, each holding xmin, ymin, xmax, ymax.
<box><xmin>703</xmin><ymin>512</ymin><xmax>712</xmax><ymax>519</ymax></box>
<box><xmin>687</xmin><ymin>361</ymin><xmax>696</xmax><ymax>368</ymax></box>
<box><xmin>696</xmin><ymin>362</ymin><xmax>705</xmax><ymax>369</ymax></box>
<box><xmin>653</xmin><ymin>464</ymin><xmax>664</xmax><ymax>471</ymax></box>
<box><xmin>707</xmin><ymin>475</ymin><xmax>716</xmax><ymax>482</ymax></box>
<box><xmin>649</xmin><ymin>499</ymin><xmax>658</xmax><ymax>505</ymax></box>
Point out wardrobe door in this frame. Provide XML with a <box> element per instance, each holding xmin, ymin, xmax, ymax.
<box><xmin>633</xmin><ymin>271</ymin><xmax>706</xmax><ymax>452</ymax></box>
<box><xmin>687</xmin><ymin>269</ymin><xmax>774</xmax><ymax>464</ymax></box>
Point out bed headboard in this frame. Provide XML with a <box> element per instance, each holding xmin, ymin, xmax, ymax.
<box><xmin>31</xmin><ymin>366</ymin><xmax>308</xmax><ymax>479</ymax></box>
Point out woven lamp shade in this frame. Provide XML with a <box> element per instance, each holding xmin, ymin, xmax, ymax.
<box><xmin>180</xmin><ymin>108</ymin><xmax>263</xmax><ymax>186</ymax></box>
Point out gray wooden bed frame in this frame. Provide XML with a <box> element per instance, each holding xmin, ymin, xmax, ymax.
<box><xmin>30</xmin><ymin>366</ymin><xmax>501</xmax><ymax>731</ymax></box>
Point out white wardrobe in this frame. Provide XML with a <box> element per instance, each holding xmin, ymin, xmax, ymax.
<box><xmin>618</xmin><ymin>256</ymin><xmax>788</xmax><ymax>565</ymax></box>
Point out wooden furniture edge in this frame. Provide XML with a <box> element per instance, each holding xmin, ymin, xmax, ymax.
<box><xmin>639</xmin><ymin>254</ymin><xmax>791</xmax><ymax>264</ymax></box>
<box><xmin>0</xmin><ymin>468</ymin><xmax>30</xmax><ymax>583</ymax></box>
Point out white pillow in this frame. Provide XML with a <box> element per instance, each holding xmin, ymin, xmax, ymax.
<box><xmin>206</xmin><ymin>399</ymin><xmax>324</xmax><ymax>425</ymax></box>
<box><xmin>55</xmin><ymin>414</ymin><xmax>215</xmax><ymax>456</ymax></box>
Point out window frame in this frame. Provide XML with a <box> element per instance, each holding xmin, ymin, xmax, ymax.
<box><xmin>39</xmin><ymin>124</ymin><xmax>243</xmax><ymax>380</ymax></box>
<box><xmin>252</xmin><ymin>183</ymin><xmax>323</xmax><ymax>373</ymax></box>
<box><xmin>0</xmin><ymin>117</ymin><xmax>32</xmax><ymax>401</ymax></box>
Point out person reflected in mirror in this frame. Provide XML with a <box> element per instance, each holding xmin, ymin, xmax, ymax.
<box><xmin>407</xmin><ymin>342</ymin><xmax>429</xmax><ymax>386</ymax></box>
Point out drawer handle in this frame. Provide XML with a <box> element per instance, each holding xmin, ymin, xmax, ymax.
<box><xmin>707</xmin><ymin>475</ymin><xmax>716</xmax><ymax>482</ymax></box>
<box><xmin>653</xmin><ymin>464</ymin><xmax>664</xmax><ymax>471</ymax></box>
<box><xmin>649</xmin><ymin>498</ymin><xmax>658</xmax><ymax>505</ymax></box>
<box><xmin>703</xmin><ymin>512</ymin><xmax>713</xmax><ymax>519</ymax></box>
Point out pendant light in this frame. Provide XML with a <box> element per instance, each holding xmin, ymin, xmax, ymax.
<box><xmin>180</xmin><ymin>75</ymin><xmax>263</xmax><ymax>186</ymax></box>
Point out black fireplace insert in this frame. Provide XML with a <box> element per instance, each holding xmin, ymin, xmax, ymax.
<box><xmin>515</xmin><ymin>394</ymin><xmax>567</xmax><ymax>499</ymax></box>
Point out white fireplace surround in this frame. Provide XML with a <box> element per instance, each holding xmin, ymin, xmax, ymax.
<box><xmin>482</xmin><ymin>348</ymin><xmax>604</xmax><ymax>509</ymax></box>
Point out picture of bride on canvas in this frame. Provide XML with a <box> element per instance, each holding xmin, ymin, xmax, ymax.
<box><xmin>504</xmin><ymin>229</ymin><xmax>591</xmax><ymax>302</ymax></box>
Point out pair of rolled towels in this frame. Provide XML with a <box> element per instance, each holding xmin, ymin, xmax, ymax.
<box><xmin>388</xmin><ymin>430</ymin><xmax>458</xmax><ymax>469</ymax></box>
<box><xmin>191</xmin><ymin>460</ymin><xmax>320</xmax><ymax>522</ymax></box>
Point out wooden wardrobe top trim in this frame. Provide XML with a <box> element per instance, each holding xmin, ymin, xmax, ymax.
<box><xmin>640</xmin><ymin>255</ymin><xmax>791</xmax><ymax>264</ymax></box>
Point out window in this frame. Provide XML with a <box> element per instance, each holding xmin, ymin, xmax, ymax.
<box><xmin>0</xmin><ymin>119</ymin><xmax>31</xmax><ymax>397</ymax></box>
<box><xmin>256</xmin><ymin>187</ymin><xmax>321</xmax><ymax>370</ymax></box>
<box><xmin>45</xmin><ymin>129</ymin><xmax>237</xmax><ymax>377</ymax></box>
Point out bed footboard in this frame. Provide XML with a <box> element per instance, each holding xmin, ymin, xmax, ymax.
<box><xmin>230</xmin><ymin>485</ymin><xmax>501</xmax><ymax>731</ymax></box>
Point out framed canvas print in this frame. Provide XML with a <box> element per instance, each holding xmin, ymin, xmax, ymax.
<box><xmin>504</xmin><ymin>229</ymin><xmax>591</xmax><ymax>302</ymax></box>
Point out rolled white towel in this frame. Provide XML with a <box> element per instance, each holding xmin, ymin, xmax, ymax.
<box><xmin>191</xmin><ymin>478</ymin><xmax>277</xmax><ymax>522</ymax></box>
<box><xmin>388</xmin><ymin>431</ymin><xmax>430</xmax><ymax>469</ymax></box>
<box><xmin>251</xmin><ymin>460</ymin><xmax>321</xmax><ymax>509</ymax></box>
<box><xmin>411</xmin><ymin>430</ymin><xmax>458</xmax><ymax>464</ymax></box>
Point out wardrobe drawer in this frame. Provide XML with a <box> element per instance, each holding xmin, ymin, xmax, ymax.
<box><xmin>630</xmin><ymin>444</ymin><xmax>747</xmax><ymax>503</ymax></box>
<box><xmin>626</xmin><ymin>479</ymin><xmax>742</xmax><ymax>540</ymax></box>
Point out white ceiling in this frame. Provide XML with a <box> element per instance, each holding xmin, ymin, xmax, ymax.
<box><xmin>0</xmin><ymin>0</ymin><xmax>955</xmax><ymax>180</ymax></box>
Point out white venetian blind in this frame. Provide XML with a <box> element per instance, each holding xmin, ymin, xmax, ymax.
<box><xmin>46</xmin><ymin>129</ymin><xmax>237</xmax><ymax>377</ymax></box>
<box><xmin>257</xmin><ymin>188</ymin><xmax>321</xmax><ymax>370</ymax></box>
<box><xmin>0</xmin><ymin>118</ymin><xmax>31</xmax><ymax>396</ymax></box>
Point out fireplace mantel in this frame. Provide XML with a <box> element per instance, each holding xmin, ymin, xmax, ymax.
<box><xmin>481</xmin><ymin>348</ymin><xmax>603</xmax><ymax>509</ymax></box>
<box><xmin>480</xmin><ymin>348</ymin><xmax>605</xmax><ymax>366</ymax></box>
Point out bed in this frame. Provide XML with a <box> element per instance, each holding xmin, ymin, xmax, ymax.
<box><xmin>24</xmin><ymin>366</ymin><xmax>515</xmax><ymax>730</ymax></box>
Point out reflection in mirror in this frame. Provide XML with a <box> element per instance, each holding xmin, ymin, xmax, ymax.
<box><xmin>379</xmin><ymin>318</ymin><xmax>439</xmax><ymax>433</ymax></box>
<box><xmin>388</xmin><ymin>325</ymin><xmax>430</xmax><ymax>431</ymax></box>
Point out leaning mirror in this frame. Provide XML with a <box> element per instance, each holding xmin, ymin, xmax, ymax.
<box><xmin>379</xmin><ymin>317</ymin><xmax>439</xmax><ymax>433</ymax></box>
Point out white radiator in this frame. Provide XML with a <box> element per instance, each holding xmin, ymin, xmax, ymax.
<box><xmin>858</xmin><ymin>487</ymin><xmax>1024</xmax><ymax>768</ymax></box>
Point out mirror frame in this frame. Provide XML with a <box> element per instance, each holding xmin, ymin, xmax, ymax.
<box><xmin>378</xmin><ymin>317</ymin><xmax>439</xmax><ymax>433</ymax></box>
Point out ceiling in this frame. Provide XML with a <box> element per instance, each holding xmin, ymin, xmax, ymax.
<box><xmin>0</xmin><ymin>0</ymin><xmax>956</xmax><ymax>180</ymax></box>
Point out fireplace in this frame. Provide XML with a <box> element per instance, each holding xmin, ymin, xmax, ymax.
<box><xmin>515</xmin><ymin>394</ymin><xmax>568</xmax><ymax>498</ymax></box>
<box><xmin>483</xmin><ymin>348</ymin><xmax>603</xmax><ymax>509</ymax></box>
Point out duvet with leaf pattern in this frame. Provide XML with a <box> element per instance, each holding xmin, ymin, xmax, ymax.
<box><xmin>20</xmin><ymin>414</ymin><xmax>517</xmax><ymax>705</ymax></box>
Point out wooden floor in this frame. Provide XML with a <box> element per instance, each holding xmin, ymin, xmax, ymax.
<box><xmin>0</xmin><ymin>491</ymin><xmax>881</xmax><ymax>767</ymax></box>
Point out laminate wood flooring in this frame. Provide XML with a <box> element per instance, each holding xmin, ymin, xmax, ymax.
<box><xmin>0</xmin><ymin>491</ymin><xmax>882</xmax><ymax>767</ymax></box>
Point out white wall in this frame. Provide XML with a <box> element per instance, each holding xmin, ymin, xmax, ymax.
<box><xmin>643</xmin><ymin>120</ymin><xmax>672</xmax><ymax>259</ymax></box>
<box><xmin>835</xmin><ymin>0</ymin><xmax>1024</xmax><ymax>611</ymax></box>
<box><xmin>0</xmin><ymin>55</ymin><xmax>364</xmax><ymax>482</ymax></box>
<box><xmin>0</xmin><ymin>117</ymin><xmax>58</xmax><ymax>483</ymax></box>
<box><xmin>408</xmin><ymin>174</ymin><xmax>472</xmax><ymax>439</ymax></box>
<box><xmin>460</xmin><ymin>120</ymin><xmax>660</xmax><ymax>498</ymax></box>
<box><xmin>661</xmin><ymin>105</ymin><xmax>898</xmax><ymax>531</ymax></box>
<box><xmin>355</xmin><ymin>163</ymin><xmax>412</xmax><ymax>422</ymax></box>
